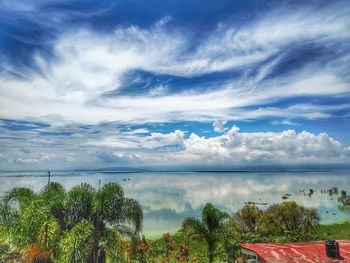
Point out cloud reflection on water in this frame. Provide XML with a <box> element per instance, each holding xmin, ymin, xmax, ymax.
<box><xmin>0</xmin><ymin>171</ymin><xmax>349</xmax><ymax>235</ymax></box>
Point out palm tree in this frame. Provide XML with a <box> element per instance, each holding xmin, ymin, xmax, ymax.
<box><xmin>65</xmin><ymin>182</ymin><xmax>143</xmax><ymax>263</ymax></box>
<box><xmin>39</xmin><ymin>182</ymin><xmax>66</xmax><ymax>230</ymax></box>
<box><xmin>1</xmin><ymin>187</ymin><xmax>40</xmax><ymax>246</ymax></box>
<box><xmin>182</xmin><ymin>203</ymin><xmax>229</xmax><ymax>263</ymax></box>
<box><xmin>94</xmin><ymin>182</ymin><xmax>143</xmax><ymax>262</ymax></box>
<box><xmin>0</xmin><ymin>182</ymin><xmax>143</xmax><ymax>263</ymax></box>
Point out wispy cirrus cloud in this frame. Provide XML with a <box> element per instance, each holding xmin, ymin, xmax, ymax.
<box><xmin>0</xmin><ymin>1</ymin><xmax>349</xmax><ymax>126</ymax></box>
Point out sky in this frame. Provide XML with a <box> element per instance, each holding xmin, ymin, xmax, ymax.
<box><xmin>0</xmin><ymin>0</ymin><xmax>349</xmax><ymax>171</ymax></box>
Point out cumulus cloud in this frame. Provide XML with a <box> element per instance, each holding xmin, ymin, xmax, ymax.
<box><xmin>135</xmin><ymin>126</ymin><xmax>350</xmax><ymax>166</ymax></box>
<box><xmin>2</xmin><ymin>122</ymin><xmax>349</xmax><ymax>170</ymax></box>
<box><xmin>183</xmin><ymin>126</ymin><xmax>348</xmax><ymax>164</ymax></box>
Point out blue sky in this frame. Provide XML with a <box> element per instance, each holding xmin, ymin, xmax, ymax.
<box><xmin>0</xmin><ymin>0</ymin><xmax>349</xmax><ymax>170</ymax></box>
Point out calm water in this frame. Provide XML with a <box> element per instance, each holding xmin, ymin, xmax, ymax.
<box><xmin>0</xmin><ymin>170</ymin><xmax>349</xmax><ymax>237</ymax></box>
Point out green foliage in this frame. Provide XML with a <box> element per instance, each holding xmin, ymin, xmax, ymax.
<box><xmin>59</xmin><ymin>220</ymin><xmax>94</xmax><ymax>263</ymax></box>
<box><xmin>182</xmin><ymin>203</ymin><xmax>229</xmax><ymax>263</ymax></box>
<box><xmin>40</xmin><ymin>183</ymin><xmax>66</xmax><ymax>229</ymax></box>
<box><xmin>131</xmin><ymin>201</ymin><xmax>322</xmax><ymax>263</ymax></box>
<box><xmin>20</xmin><ymin>200</ymin><xmax>51</xmax><ymax>244</ymax></box>
<box><xmin>3</xmin><ymin>187</ymin><xmax>36</xmax><ymax>211</ymax></box>
<box><xmin>0</xmin><ymin>182</ymin><xmax>143</xmax><ymax>263</ymax></box>
<box><xmin>217</xmin><ymin>220</ymin><xmax>241</xmax><ymax>263</ymax></box>
<box><xmin>0</xmin><ymin>182</ymin><xmax>343</xmax><ymax>263</ymax></box>
<box><xmin>121</xmin><ymin>198</ymin><xmax>144</xmax><ymax>234</ymax></box>
<box><xmin>233</xmin><ymin>201</ymin><xmax>320</xmax><ymax>242</ymax></box>
<box><xmin>94</xmin><ymin>183</ymin><xmax>124</xmax><ymax>222</ymax></box>
<box><xmin>273</xmin><ymin>201</ymin><xmax>319</xmax><ymax>241</ymax></box>
<box><xmin>235</xmin><ymin>204</ymin><xmax>262</xmax><ymax>233</ymax></box>
<box><xmin>65</xmin><ymin>183</ymin><xmax>95</xmax><ymax>228</ymax></box>
<box><xmin>0</xmin><ymin>200</ymin><xmax>20</xmax><ymax>244</ymax></box>
<box><xmin>257</xmin><ymin>210</ymin><xmax>281</xmax><ymax>237</ymax></box>
<box><xmin>101</xmin><ymin>228</ymin><xmax>127</xmax><ymax>263</ymax></box>
<box><xmin>38</xmin><ymin>217</ymin><xmax>61</xmax><ymax>257</ymax></box>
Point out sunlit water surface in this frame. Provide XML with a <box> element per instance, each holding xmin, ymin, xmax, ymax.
<box><xmin>0</xmin><ymin>170</ymin><xmax>349</xmax><ymax>237</ymax></box>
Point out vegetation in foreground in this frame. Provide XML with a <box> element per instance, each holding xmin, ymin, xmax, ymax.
<box><xmin>0</xmin><ymin>182</ymin><xmax>143</xmax><ymax>262</ymax></box>
<box><xmin>0</xmin><ymin>182</ymin><xmax>350</xmax><ymax>262</ymax></box>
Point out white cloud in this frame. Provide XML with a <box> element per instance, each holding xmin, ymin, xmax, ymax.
<box><xmin>87</xmin><ymin>129</ymin><xmax>185</xmax><ymax>150</ymax></box>
<box><xmin>0</xmin><ymin>122</ymin><xmax>349</xmax><ymax>170</ymax></box>
<box><xmin>136</xmin><ymin>126</ymin><xmax>349</xmax><ymax>166</ymax></box>
<box><xmin>124</xmin><ymin>171</ymin><xmax>350</xmax><ymax>216</ymax></box>
<box><xmin>125</xmin><ymin>128</ymin><xmax>150</xmax><ymax>135</ymax></box>
<box><xmin>16</xmin><ymin>158</ymin><xmax>40</xmax><ymax>164</ymax></box>
<box><xmin>271</xmin><ymin>118</ymin><xmax>303</xmax><ymax>126</ymax></box>
<box><xmin>0</xmin><ymin>3</ymin><xmax>350</xmax><ymax>170</ymax></box>
<box><xmin>213</xmin><ymin>120</ymin><xmax>227</xmax><ymax>132</ymax></box>
<box><xmin>0</xmin><ymin>5</ymin><xmax>349</xmax><ymax>125</ymax></box>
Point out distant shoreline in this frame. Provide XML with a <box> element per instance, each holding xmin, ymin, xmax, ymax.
<box><xmin>1</xmin><ymin>168</ymin><xmax>349</xmax><ymax>174</ymax></box>
<box><xmin>0</xmin><ymin>169</ymin><xmax>346</xmax><ymax>178</ymax></box>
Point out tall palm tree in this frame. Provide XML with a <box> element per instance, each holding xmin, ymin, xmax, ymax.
<box><xmin>182</xmin><ymin>203</ymin><xmax>229</xmax><ymax>263</ymax></box>
<box><xmin>95</xmin><ymin>183</ymin><xmax>143</xmax><ymax>262</ymax></box>
<box><xmin>39</xmin><ymin>182</ymin><xmax>66</xmax><ymax>230</ymax></box>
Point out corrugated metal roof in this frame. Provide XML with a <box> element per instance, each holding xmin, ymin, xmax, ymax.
<box><xmin>241</xmin><ymin>240</ymin><xmax>350</xmax><ymax>262</ymax></box>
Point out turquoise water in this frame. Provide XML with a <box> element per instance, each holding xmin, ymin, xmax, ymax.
<box><xmin>0</xmin><ymin>170</ymin><xmax>349</xmax><ymax>236</ymax></box>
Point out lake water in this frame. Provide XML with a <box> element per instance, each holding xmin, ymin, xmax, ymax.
<box><xmin>0</xmin><ymin>170</ymin><xmax>349</xmax><ymax>237</ymax></box>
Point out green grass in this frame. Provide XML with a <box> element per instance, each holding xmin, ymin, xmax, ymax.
<box><xmin>317</xmin><ymin>221</ymin><xmax>350</xmax><ymax>240</ymax></box>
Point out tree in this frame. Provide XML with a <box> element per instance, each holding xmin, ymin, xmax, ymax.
<box><xmin>234</xmin><ymin>204</ymin><xmax>262</xmax><ymax>233</ymax></box>
<box><xmin>1</xmin><ymin>187</ymin><xmax>41</xmax><ymax>247</ymax></box>
<box><xmin>39</xmin><ymin>183</ymin><xmax>66</xmax><ymax>230</ymax></box>
<box><xmin>0</xmin><ymin>182</ymin><xmax>143</xmax><ymax>263</ymax></box>
<box><xmin>182</xmin><ymin>203</ymin><xmax>229</xmax><ymax>263</ymax></box>
<box><xmin>1</xmin><ymin>187</ymin><xmax>58</xmax><ymax>262</ymax></box>
<box><xmin>65</xmin><ymin>183</ymin><xmax>95</xmax><ymax>229</ymax></box>
<box><xmin>233</xmin><ymin>201</ymin><xmax>319</xmax><ymax>242</ymax></box>
<box><xmin>273</xmin><ymin>201</ymin><xmax>319</xmax><ymax>241</ymax></box>
<box><xmin>257</xmin><ymin>210</ymin><xmax>281</xmax><ymax>238</ymax></box>
<box><xmin>219</xmin><ymin>220</ymin><xmax>242</xmax><ymax>263</ymax></box>
<box><xmin>90</xmin><ymin>182</ymin><xmax>143</xmax><ymax>263</ymax></box>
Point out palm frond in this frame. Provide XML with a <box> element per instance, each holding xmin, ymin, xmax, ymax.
<box><xmin>3</xmin><ymin>187</ymin><xmax>36</xmax><ymax>211</ymax></box>
<box><xmin>65</xmin><ymin>183</ymin><xmax>95</xmax><ymax>227</ymax></box>
<box><xmin>38</xmin><ymin>217</ymin><xmax>60</xmax><ymax>255</ymax></box>
<box><xmin>182</xmin><ymin>217</ymin><xmax>207</xmax><ymax>239</ymax></box>
<box><xmin>121</xmin><ymin>198</ymin><xmax>143</xmax><ymax>234</ymax></box>
<box><xmin>20</xmin><ymin>199</ymin><xmax>50</xmax><ymax>244</ymax></box>
<box><xmin>94</xmin><ymin>182</ymin><xmax>124</xmax><ymax>222</ymax></box>
<box><xmin>59</xmin><ymin>220</ymin><xmax>94</xmax><ymax>263</ymax></box>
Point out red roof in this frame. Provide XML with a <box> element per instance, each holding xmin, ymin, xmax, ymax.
<box><xmin>241</xmin><ymin>240</ymin><xmax>350</xmax><ymax>263</ymax></box>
